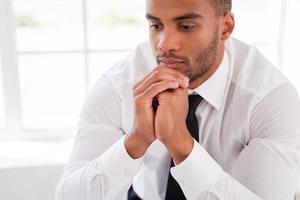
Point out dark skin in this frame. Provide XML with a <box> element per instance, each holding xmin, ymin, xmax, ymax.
<box><xmin>125</xmin><ymin>0</ymin><xmax>234</xmax><ymax>164</ymax></box>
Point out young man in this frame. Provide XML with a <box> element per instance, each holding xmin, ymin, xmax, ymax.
<box><xmin>56</xmin><ymin>0</ymin><xmax>300</xmax><ymax>199</ymax></box>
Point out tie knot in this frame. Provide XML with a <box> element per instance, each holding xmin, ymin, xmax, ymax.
<box><xmin>188</xmin><ymin>94</ymin><xmax>202</xmax><ymax>114</ymax></box>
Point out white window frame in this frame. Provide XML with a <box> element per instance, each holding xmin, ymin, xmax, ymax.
<box><xmin>0</xmin><ymin>0</ymin><xmax>133</xmax><ymax>139</ymax></box>
<box><xmin>0</xmin><ymin>0</ymin><xmax>23</xmax><ymax>137</ymax></box>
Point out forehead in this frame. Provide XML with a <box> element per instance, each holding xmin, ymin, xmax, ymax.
<box><xmin>146</xmin><ymin>0</ymin><xmax>214</xmax><ymax>19</ymax></box>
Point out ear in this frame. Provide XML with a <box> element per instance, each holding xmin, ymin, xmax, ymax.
<box><xmin>221</xmin><ymin>12</ymin><xmax>235</xmax><ymax>41</ymax></box>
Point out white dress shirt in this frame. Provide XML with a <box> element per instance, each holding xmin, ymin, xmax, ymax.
<box><xmin>55</xmin><ymin>38</ymin><xmax>300</xmax><ymax>200</ymax></box>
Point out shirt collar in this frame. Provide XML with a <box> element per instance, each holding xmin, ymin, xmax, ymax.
<box><xmin>189</xmin><ymin>51</ymin><xmax>229</xmax><ymax>110</ymax></box>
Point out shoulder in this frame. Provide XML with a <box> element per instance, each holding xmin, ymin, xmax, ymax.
<box><xmin>226</xmin><ymin>39</ymin><xmax>300</xmax><ymax>145</ymax></box>
<box><xmin>226</xmin><ymin>38</ymin><xmax>289</xmax><ymax>103</ymax></box>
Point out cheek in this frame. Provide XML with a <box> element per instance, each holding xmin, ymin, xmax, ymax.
<box><xmin>185</xmin><ymin>47</ymin><xmax>202</xmax><ymax>65</ymax></box>
<box><xmin>182</xmin><ymin>36</ymin><xmax>203</xmax><ymax>52</ymax></box>
<box><xmin>188</xmin><ymin>39</ymin><xmax>209</xmax><ymax>58</ymax></box>
<box><xmin>149</xmin><ymin>32</ymin><xmax>158</xmax><ymax>51</ymax></box>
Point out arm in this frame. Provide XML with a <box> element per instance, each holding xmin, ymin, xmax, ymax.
<box><xmin>55</xmin><ymin>76</ymin><xmax>142</xmax><ymax>200</ymax></box>
<box><xmin>169</xmin><ymin>83</ymin><xmax>300</xmax><ymax>199</ymax></box>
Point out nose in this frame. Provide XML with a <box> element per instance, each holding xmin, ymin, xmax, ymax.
<box><xmin>157</xmin><ymin>29</ymin><xmax>181</xmax><ymax>52</ymax></box>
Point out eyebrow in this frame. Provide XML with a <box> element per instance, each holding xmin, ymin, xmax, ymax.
<box><xmin>146</xmin><ymin>12</ymin><xmax>204</xmax><ymax>21</ymax></box>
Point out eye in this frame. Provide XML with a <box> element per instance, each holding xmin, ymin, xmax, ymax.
<box><xmin>149</xmin><ymin>22</ymin><xmax>163</xmax><ymax>31</ymax></box>
<box><xmin>179</xmin><ymin>24</ymin><xmax>195</xmax><ymax>32</ymax></box>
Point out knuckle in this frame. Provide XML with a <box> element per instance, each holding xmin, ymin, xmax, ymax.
<box><xmin>134</xmin><ymin>95</ymin><xmax>142</xmax><ymax>103</ymax></box>
<box><xmin>155</xmin><ymin>67</ymin><xmax>164</xmax><ymax>75</ymax></box>
<box><xmin>133</xmin><ymin>87</ymin><xmax>142</xmax><ymax>97</ymax></box>
<box><xmin>133</xmin><ymin>88</ymin><xmax>138</xmax><ymax>96</ymax></box>
<box><xmin>135</xmin><ymin>95</ymin><xmax>146</xmax><ymax>107</ymax></box>
<box><xmin>152</xmin><ymin>71</ymin><xmax>160</xmax><ymax>79</ymax></box>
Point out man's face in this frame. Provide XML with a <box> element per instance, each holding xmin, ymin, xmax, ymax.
<box><xmin>146</xmin><ymin>0</ymin><xmax>224</xmax><ymax>82</ymax></box>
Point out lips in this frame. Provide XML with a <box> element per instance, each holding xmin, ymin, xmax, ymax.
<box><xmin>158</xmin><ymin>58</ymin><xmax>186</xmax><ymax>68</ymax></box>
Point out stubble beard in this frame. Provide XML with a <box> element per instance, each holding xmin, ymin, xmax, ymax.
<box><xmin>188</xmin><ymin>29</ymin><xmax>219</xmax><ymax>82</ymax></box>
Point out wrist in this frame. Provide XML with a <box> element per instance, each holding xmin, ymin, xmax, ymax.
<box><xmin>163</xmin><ymin>128</ymin><xmax>194</xmax><ymax>164</ymax></box>
<box><xmin>124</xmin><ymin>129</ymin><xmax>153</xmax><ymax>159</ymax></box>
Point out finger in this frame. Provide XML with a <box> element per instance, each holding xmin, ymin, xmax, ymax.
<box><xmin>134</xmin><ymin>66</ymin><xmax>189</xmax><ymax>90</ymax></box>
<box><xmin>138</xmin><ymin>80</ymin><xmax>180</xmax><ymax>100</ymax></box>
<box><xmin>134</xmin><ymin>69</ymin><xmax>189</xmax><ymax>96</ymax></box>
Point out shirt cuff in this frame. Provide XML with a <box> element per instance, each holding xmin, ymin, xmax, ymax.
<box><xmin>170</xmin><ymin>139</ymin><xmax>224</xmax><ymax>199</ymax></box>
<box><xmin>96</xmin><ymin>135</ymin><xmax>142</xmax><ymax>188</ymax></box>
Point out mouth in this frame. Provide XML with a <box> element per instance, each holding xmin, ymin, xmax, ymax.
<box><xmin>158</xmin><ymin>58</ymin><xmax>187</xmax><ymax>68</ymax></box>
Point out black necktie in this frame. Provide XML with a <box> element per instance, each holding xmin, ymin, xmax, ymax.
<box><xmin>165</xmin><ymin>94</ymin><xmax>203</xmax><ymax>200</ymax></box>
<box><xmin>128</xmin><ymin>94</ymin><xmax>203</xmax><ymax>200</ymax></box>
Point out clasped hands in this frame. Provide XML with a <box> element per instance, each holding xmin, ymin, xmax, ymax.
<box><xmin>125</xmin><ymin>66</ymin><xmax>194</xmax><ymax>164</ymax></box>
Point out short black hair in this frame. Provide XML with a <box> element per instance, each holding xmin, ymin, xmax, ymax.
<box><xmin>209</xmin><ymin>0</ymin><xmax>232</xmax><ymax>16</ymax></box>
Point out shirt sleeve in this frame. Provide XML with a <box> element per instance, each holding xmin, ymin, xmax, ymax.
<box><xmin>55</xmin><ymin>75</ymin><xmax>142</xmax><ymax>200</ymax></box>
<box><xmin>170</xmin><ymin>83</ymin><xmax>300</xmax><ymax>200</ymax></box>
